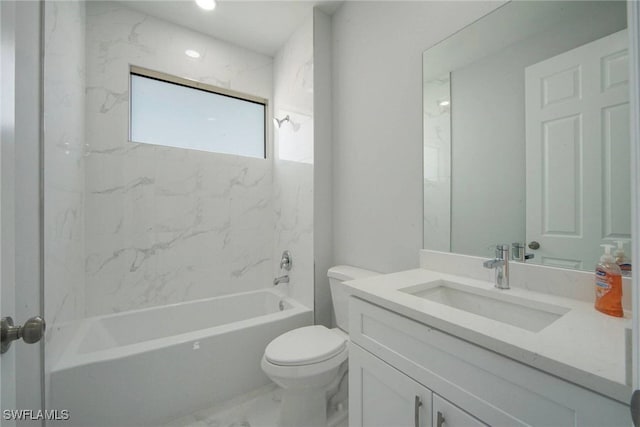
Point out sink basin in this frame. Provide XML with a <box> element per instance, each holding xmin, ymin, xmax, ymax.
<box><xmin>400</xmin><ymin>280</ymin><xmax>570</xmax><ymax>332</ymax></box>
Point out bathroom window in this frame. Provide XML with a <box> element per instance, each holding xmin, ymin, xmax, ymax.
<box><xmin>129</xmin><ymin>66</ymin><xmax>267</xmax><ymax>158</ymax></box>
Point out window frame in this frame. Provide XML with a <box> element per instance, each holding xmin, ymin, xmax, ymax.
<box><xmin>128</xmin><ymin>65</ymin><xmax>269</xmax><ymax>159</ymax></box>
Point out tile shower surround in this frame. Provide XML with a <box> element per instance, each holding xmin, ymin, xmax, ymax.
<box><xmin>44</xmin><ymin>1</ymin><xmax>315</xmax><ymax>317</ymax></box>
<box><xmin>83</xmin><ymin>2</ymin><xmax>274</xmax><ymax>315</ymax></box>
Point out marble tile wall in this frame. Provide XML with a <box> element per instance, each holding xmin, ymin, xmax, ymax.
<box><xmin>84</xmin><ymin>2</ymin><xmax>275</xmax><ymax>315</ymax></box>
<box><xmin>43</xmin><ymin>0</ymin><xmax>87</xmax><ymax>399</ymax></box>
<box><xmin>423</xmin><ymin>75</ymin><xmax>451</xmax><ymax>252</ymax></box>
<box><xmin>44</xmin><ymin>0</ymin><xmax>87</xmax><ymax>330</ymax></box>
<box><xmin>272</xmin><ymin>17</ymin><xmax>315</xmax><ymax>310</ymax></box>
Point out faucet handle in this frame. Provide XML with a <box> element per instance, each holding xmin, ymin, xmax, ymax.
<box><xmin>511</xmin><ymin>243</ymin><xmax>534</xmax><ymax>262</ymax></box>
<box><xmin>483</xmin><ymin>259</ymin><xmax>504</xmax><ymax>269</ymax></box>
<box><xmin>280</xmin><ymin>250</ymin><xmax>292</xmax><ymax>271</ymax></box>
<box><xmin>495</xmin><ymin>244</ymin><xmax>509</xmax><ymax>259</ymax></box>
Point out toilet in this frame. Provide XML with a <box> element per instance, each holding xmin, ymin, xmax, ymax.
<box><xmin>261</xmin><ymin>265</ymin><xmax>379</xmax><ymax>427</ymax></box>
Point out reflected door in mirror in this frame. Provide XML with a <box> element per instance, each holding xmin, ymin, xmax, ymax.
<box><xmin>525</xmin><ymin>29</ymin><xmax>630</xmax><ymax>270</ymax></box>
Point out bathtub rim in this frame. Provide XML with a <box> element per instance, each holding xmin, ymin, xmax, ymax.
<box><xmin>50</xmin><ymin>288</ymin><xmax>311</xmax><ymax>372</ymax></box>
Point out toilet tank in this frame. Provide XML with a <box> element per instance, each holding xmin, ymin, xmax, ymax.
<box><xmin>328</xmin><ymin>265</ymin><xmax>379</xmax><ymax>333</ymax></box>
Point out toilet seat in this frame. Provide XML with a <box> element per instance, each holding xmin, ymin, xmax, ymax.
<box><xmin>265</xmin><ymin>325</ymin><xmax>347</xmax><ymax>366</ymax></box>
<box><xmin>261</xmin><ymin>345</ymin><xmax>348</xmax><ymax>384</ymax></box>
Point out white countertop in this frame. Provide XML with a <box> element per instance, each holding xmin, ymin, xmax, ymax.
<box><xmin>345</xmin><ymin>268</ymin><xmax>632</xmax><ymax>404</ymax></box>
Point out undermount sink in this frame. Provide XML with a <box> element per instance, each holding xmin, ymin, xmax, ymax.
<box><xmin>400</xmin><ymin>280</ymin><xmax>570</xmax><ymax>332</ymax></box>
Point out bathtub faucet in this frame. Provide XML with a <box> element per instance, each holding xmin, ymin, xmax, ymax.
<box><xmin>273</xmin><ymin>275</ymin><xmax>289</xmax><ymax>286</ymax></box>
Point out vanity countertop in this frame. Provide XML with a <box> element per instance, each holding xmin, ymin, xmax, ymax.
<box><xmin>345</xmin><ymin>268</ymin><xmax>632</xmax><ymax>404</ymax></box>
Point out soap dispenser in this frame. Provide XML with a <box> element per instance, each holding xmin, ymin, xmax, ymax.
<box><xmin>594</xmin><ymin>244</ymin><xmax>623</xmax><ymax>317</ymax></box>
<box><xmin>614</xmin><ymin>240</ymin><xmax>632</xmax><ymax>277</ymax></box>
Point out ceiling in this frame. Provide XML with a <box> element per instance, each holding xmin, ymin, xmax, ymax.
<box><xmin>119</xmin><ymin>0</ymin><xmax>343</xmax><ymax>56</ymax></box>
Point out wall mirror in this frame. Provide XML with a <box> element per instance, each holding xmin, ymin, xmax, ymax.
<box><xmin>423</xmin><ymin>1</ymin><xmax>630</xmax><ymax>272</ymax></box>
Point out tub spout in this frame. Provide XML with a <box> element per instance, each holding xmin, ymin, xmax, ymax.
<box><xmin>273</xmin><ymin>275</ymin><xmax>289</xmax><ymax>286</ymax></box>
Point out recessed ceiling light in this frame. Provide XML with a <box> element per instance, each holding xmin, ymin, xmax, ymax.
<box><xmin>439</xmin><ymin>100</ymin><xmax>450</xmax><ymax>107</ymax></box>
<box><xmin>185</xmin><ymin>49</ymin><xmax>201</xmax><ymax>58</ymax></box>
<box><xmin>195</xmin><ymin>0</ymin><xmax>216</xmax><ymax>11</ymax></box>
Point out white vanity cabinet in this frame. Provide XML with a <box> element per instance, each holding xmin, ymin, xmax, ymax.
<box><xmin>350</xmin><ymin>344</ymin><xmax>432</xmax><ymax>427</ymax></box>
<box><xmin>350</xmin><ymin>342</ymin><xmax>486</xmax><ymax>427</ymax></box>
<box><xmin>348</xmin><ymin>297</ymin><xmax>630</xmax><ymax>427</ymax></box>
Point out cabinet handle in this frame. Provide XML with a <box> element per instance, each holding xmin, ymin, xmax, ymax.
<box><xmin>414</xmin><ymin>396</ymin><xmax>422</xmax><ymax>427</ymax></box>
<box><xmin>437</xmin><ymin>411</ymin><xmax>446</xmax><ymax>427</ymax></box>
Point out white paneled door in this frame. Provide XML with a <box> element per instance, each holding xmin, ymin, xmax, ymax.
<box><xmin>525</xmin><ymin>29</ymin><xmax>630</xmax><ymax>270</ymax></box>
<box><xmin>1</xmin><ymin>1</ymin><xmax>44</xmax><ymax>425</ymax></box>
<box><xmin>1</xmin><ymin>0</ymin><xmax>17</xmax><ymax>417</ymax></box>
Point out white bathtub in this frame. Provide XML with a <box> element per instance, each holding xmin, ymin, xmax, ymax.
<box><xmin>49</xmin><ymin>289</ymin><xmax>312</xmax><ymax>427</ymax></box>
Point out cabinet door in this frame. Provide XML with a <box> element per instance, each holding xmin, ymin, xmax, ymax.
<box><xmin>350</xmin><ymin>344</ymin><xmax>432</xmax><ymax>427</ymax></box>
<box><xmin>433</xmin><ymin>394</ymin><xmax>486</xmax><ymax>427</ymax></box>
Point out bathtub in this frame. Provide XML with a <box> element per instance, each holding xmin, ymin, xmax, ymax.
<box><xmin>48</xmin><ymin>289</ymin><xmax>312</xmax><ymax>427</ymax></box>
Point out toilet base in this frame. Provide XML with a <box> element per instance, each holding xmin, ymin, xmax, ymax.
<box><xmin>278</xmin><ymin>387</ymin><xmax>327</xmax><ymax>427</ymax></box>
<box><xmin>276</xmin><ymin>365</ymin><xmax>348</xmax><ymax>427</ymax></box>
<box><xmin>327</xmin><ymin>375</ymin><xmax>348</xmax><ymax>427</ymax></box>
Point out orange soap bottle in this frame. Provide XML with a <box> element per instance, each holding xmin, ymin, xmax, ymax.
<box><xmin>595</xmin><ymin>244</ymin><xmax>623</xmax><ymax>317</ymax></box>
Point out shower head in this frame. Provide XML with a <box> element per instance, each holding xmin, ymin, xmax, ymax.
<box><xmin>273</xmin><ymin>115</ymin><xmax>290</xmax><ymax>128</ymax></box>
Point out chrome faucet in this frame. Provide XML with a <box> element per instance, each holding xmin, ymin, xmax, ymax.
<box><xmin>273</xmin><ymin>275</ymin><xmax>289</xmax><ymax>286</ymax></box>
<box><xmin>483</xmin><ymin>244</ymin><xmax>510</xmax><ymax>289</ymax></box>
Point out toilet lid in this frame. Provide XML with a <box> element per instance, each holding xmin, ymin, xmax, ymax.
<box><xmin>265</xmin><ymin>325</ymin><xmax>347</xmax><ymax>366</ymax></box>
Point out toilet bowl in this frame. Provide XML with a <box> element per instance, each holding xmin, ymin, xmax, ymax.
<box><xmin>262</xmin><ymin>266</ymin><xmax>379</xmax><ymax>427</ymax></box>
<box><xmin>261</xmin><ymin>326</ymin><xmax>348</xmax><ymax>427</ymax></box>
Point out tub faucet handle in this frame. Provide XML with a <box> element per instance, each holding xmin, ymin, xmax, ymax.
<box><xmin>280</xmin><ymin>250</ymin><xmax>292</xmax><ymax>271</ymax></box>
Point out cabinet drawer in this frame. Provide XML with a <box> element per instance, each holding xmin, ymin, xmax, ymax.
<box><xmin>349</xmin><ymin>297</ymin><xmax>629</xmax><ymax>427</ymax></box>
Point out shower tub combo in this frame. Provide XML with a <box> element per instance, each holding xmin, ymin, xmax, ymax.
<box><xmin>49</xmin><ymin>289</ymin><xmax>311</xmax><ymax>426</ymax></box>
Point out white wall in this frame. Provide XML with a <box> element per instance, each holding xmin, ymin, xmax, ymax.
<box><xmin>313</xmin><ymin>8</ymin><xmax>333</xmax><ymax>327</ymax></box>
<box><xmin>84</xmin><ymin>2</ymin><xmax>274</xmax><ymax>315</ymax></box>
<box><xmin>331</xmin><ymin>1</ymin><xmax>504</xmax><ymax>273</ymax></box>
<box><xmin>273</xmin><ymin>15</ymin><xmax>315</xmax><ymax>311</ymax></box>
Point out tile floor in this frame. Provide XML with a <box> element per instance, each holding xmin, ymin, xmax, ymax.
<box><xmin>161</xmin><ymin>384</ymin><xmax>348</xmax><ymax>427</ymax></box>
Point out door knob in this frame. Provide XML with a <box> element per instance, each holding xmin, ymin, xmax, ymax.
<box><xmin>528</xmin><ymin>241</ymin><xmax>540</xmax><ymax>250</ymax></box>
<box><xmin>1</xmin><ymin>316</ymin><xmax>45</xmax><ymax>354</ymax></box>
